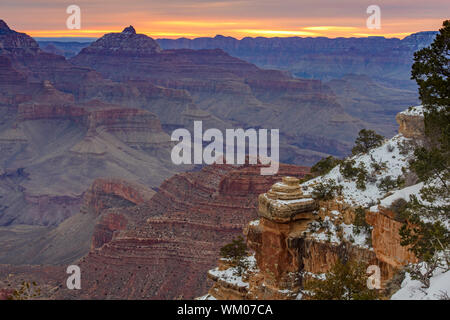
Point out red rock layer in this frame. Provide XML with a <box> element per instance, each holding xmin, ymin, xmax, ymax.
<box><xmin>50</xmin><ymin>163</ymin><xmax>310</xmax><ymax>300</ymax></box>
<box><xmin>366</xmin><ymin>207</ymin><xmax>418</xmax><ymax>271</ymax></box>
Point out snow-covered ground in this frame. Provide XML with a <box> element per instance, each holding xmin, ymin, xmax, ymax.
<box><xmin>370</xmin><ymin>182</ymin><xmax>424</xmax><ymax>212</ymax></box>
<box><xmin>208</xmin><ymin>267</ymin><xmax>250</xmax><ymax>288</ymax></box>
<box><xmin>207</xmin><ymin>255</ymin><xmax>258</xmax><ymax>289</ymax></box>
<box><xmin>392</xmin><ymin>267</ymin><xmax>450</xmax><ymax>300</ymax></box>
<box><xmin>308</xmin><ymin>213</ymin><xmax>371</xmax><ymax>249</ymax></box>
<box><xmin>303</xmin><ymin>134</ymin><xmax>414</xmax><ymax>207</ymax></box>
<box><xmin>399</xmin><ymin>105</ymin><xmax>425</xmax><ymax>116</ymax></box>
<box><xmin>300</xmin><ymin>110</ymin><xmax>449</xmax><ymax>299</ymax></box>
<box><xmin>196</xmin><ymin>293</ymin><xmax>217</xmax><ymax>300</ymax></box>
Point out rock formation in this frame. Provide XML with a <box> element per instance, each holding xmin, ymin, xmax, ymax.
<box><xmin>366</xmin><ymin>207</ymin><xmax>418</xmax><ymax>270</ymax></box>
<box><xmin>396</xmin><ymin>106</ymin><xmax>425</xmax><ymax>139</ymax></box>
<box><xmin>0</xmin><ymin>20</ymin><xmax>195</xmax><ymax>227</ymax></box>
<box><xmin>206</xmin><ymin>178</ymin><xmax>394</xmax><ymax>300</ymax></box>
<box><xmin>79</xmin><ymin>25</ymin><xmax>161</xmax><ymax>56</ymax></box>
<box><xmin>208</xmin><ymin>177</ymin><xmax>322</xmax><ymax>299</ymax></box>
<box><xmin>0</xmin><ymin>78</ymin><xmax>177</xmax><ymax>226</ymax></box>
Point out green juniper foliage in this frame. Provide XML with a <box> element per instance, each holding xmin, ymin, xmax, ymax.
<box><xmin>399</xmin><ymin>20</ymin><xmax>450</xmax><ymax>274</ymax></box>
<box><xmin>353</xmin><ymin>207</ymin><xmax>371</xmax><ymax>235</ymax></box>
<box><xmin>305</xmin><ymin>260</ymin><xmax>379</xmax><ymax>300</ymax></box>
<box><xmin>351</xmin><ymin>129</ymin><xmax>385</xmax><ymax>155</ymax></box>
<box><xmin>311</xmin><ymin>156</ymin><xmax>342</xmax><ymax>177</ymax></box>
<box><xmin>311</xmin><ymin>179</ymin><xmax>342</xmax><ymax>200</ymax></box>
<box><xmin>220</xmin><ymin>236</ymin><xmax>249</xmax><ymax>276</ymax></box>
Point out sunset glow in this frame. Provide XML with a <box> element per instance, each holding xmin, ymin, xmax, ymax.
<box><xmin>3</xmin><ymin>0</ymin><xmax>449</xmax><ymax>39</ymax></box>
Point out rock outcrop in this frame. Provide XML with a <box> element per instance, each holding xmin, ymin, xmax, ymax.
<box><xmin>0</xmin><ymin>177</ymin><xmax>154</xmax><ymax>266</ymax></box>
<box><xmin>396</xmin><ymin>106</ymin><xmax>425</xmax><ymax>139</ymax></box>
<box><xmin>206</xmin><ymin>107</ymin><xmax>429</xmax><ymax>300</ymax></box>
<box><xmin>366</xmin><ymin>207</ymin><xmax>418</xmax><ymax>271</ymax></box>
<box><xmin>79</xmin><ymin>25</ymin><xmax>161</xmax><ymax>56</ymax></box>
<box><xmin>0</xmin><ymin>79</ymin><xmax>176</xmax><ymax>226</ymax></box>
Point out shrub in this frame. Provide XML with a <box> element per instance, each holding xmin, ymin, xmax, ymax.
<box><xmin>305</xmin><ymin>260</ymin><xmax>380</xmax><ymax>300</ymax></box>
<box><xmin>351</xmin><ymin>129</ymin><xmax>385</xmax><ymax>155</ymax></box>
<box><xmin>377</xmin><ymin>176</ymin><xmax>397</xmax><ymax>192</ymax></box>
<box><xmin>399</xmin><ymin>199</ymin><xmax>450</xmax><ymax>264</ymax></box>
<box><xmin>377</xmin><ymin>176</ymin><xmax>405</xmax><ymax>192</ymax></box>
<box><xmin>9</xmin><ymin>281</ymin><xmax>41</xmax><ymax>300</ymax></box>
<box><xmin>220</xmin><ymin>236</ymin><xmax>248</xmax><ymax>275</ymax></box>
<box><xmin>310</xmin><ymin>156</ymin><xmax>341</xmax><ymax>177</ymax></box>
<box><xmin>398</xmin><ymin>140</ymin><xmax>415</xmax><ymax>156</ymax></box>
<box><xmin>356</xmin><ymin>166</ymin><xmax>368</xmax><ymax>190</ymax></box>
<box><xmin>311</xmin><ymin>179</ymin><xmax>342</xmax><ymax>201</ymax></box>
<box><xmin>370</xmin><ymin>158</ymin><xmax>387</xmax><ymax>173</ymax></box>
<box><xmin>388</xmin><ymin>198</ymin><xmax>408</xmax><ymax>222</ymax></box>
<box><xmin>339</xmin><ymin>159</ymin><xmax>359</xmax><ymax>179</ymax></box>
<box><xmin>353</xmin><ymin>207</ymin><xmax>371</xmax><ymax>235</ymax></box>
<box><xmin>339</xmin><ymin>160</ymin><xmax>368</xmax><ymax>190</ymax></box>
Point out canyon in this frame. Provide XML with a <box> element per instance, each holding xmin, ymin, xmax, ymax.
<box><xmin>70</xmin><ymin>25</ymin><xmax>365</xmax><ymax>162</ymax></box>
<box><xmin>0</xmin><ymin>162</ymin><xmax>310</xmax><ymax>299</ymax></box>
<box><xmin>0</xmin><ymin>19</ymin><xmax>445</xmax><ymax>300</ymax></box>
<box><xmin>39</xmin><ymin>31</ymin><xmax>429</xmax><ymax>139</ymax></box>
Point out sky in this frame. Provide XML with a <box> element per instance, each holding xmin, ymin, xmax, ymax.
<box><xmin>1</xmin><ymin>0</ymin><xmax>449</xmax><ymax>39</ymax></box>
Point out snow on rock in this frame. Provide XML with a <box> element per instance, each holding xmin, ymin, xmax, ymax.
<box><xmin>273</xmin><ymin>198</ymin><xmax>314</xmax><ymax>206</ymax></box>
<box><xmin>370</xmin><ymin>182</ymin><xmax>424</xmax><ymax>212</ymax></box>
<box><xmin>308</xmin><ymin>216</ymin><xmax>371</xmax><ymax>249</ymax></box>
<box><xmin>208</xmin><ymin>267</ymin><xmax>249</xmax><ymax>288</ymax></box>
<box><xmin>196</xmin><ymin>293</ymin><xmax>217</xmax><ymax>300</ymax></box>
<box><xmin>399</xmin><ymin>105</ymin><xmax>425</xmax><ymax>117</ymax></box>
<box><xmin>391</xmin><ymin>268</ymin><xmax>450</xmax><ymax>300</ymax></box>
<box><xmin>207</xmin><ymin>254</ymin><xmax>258</xmax><ymax>289</ymax></box>
<box><xmin>303</xmin><ymin>134</ymin><xmax>413</xmax><ymax>208</ymax></box>
<box><xmin>341</xmin><ymin>223</ymin><xmax>371</xmax><ymax>249</ymax></box>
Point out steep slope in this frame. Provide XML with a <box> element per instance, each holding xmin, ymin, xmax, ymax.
<box><xmin>0</xmin><ymin>20</ymin><xmax>215</xmax><ymax>131</ymax></box>
<box><xmin>0</xmin><ymin>178</ymin><xmax>155</xmax><ymax>265</ymax></box>
<box><xmin>54</xmin><ymin>162</ymin><xmax>309</xmax><ymax>300</ymax></box>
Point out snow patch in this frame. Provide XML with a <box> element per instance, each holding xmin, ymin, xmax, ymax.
<box><xmin>303</xmin><ymin>134</ymin><xmax>413</xmax><ymax>208</ymax></box>
<box><xmin>391</xmin><ymin>269</ymin><xmax>450</xmax><ymax>300</ymax></box>
<box><xmin>399</xmin><ymin>105</ymin><xmax>425</xmax><ymax>117</ymax></box>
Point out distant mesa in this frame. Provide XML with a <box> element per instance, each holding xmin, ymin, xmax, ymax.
<box><xmin>122</xmin><ymin>25</ymin><xmax>136</xmax><ymax>34</ymax></box>
<box><xmin>0</xmin><ymin>20</ymin><xmax>11</xmax><ymax>32</ymax></box>
<box><xmin>77</xmin><ymin>25</ymin><xmax>162</xmax><ymax>55</ymax></box>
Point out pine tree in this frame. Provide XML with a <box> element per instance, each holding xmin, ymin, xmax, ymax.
<box><xmin>400</xmin><ymin>20</ymin><xmax>450</xmax><ymax>281</ymax></box>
